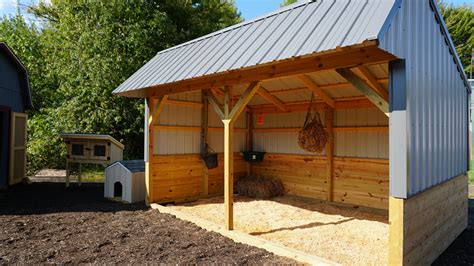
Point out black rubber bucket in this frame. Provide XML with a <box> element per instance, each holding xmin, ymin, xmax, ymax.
<box><xmin>201</xmin><ymin>153</ymin><xmax>218</xmax><ymax>169</ymax></box>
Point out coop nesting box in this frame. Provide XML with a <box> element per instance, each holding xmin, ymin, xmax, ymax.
<box><xmin>105</xmin><ymin>160</ymin><xmax>145</xmax><ymax>203</ymax></box>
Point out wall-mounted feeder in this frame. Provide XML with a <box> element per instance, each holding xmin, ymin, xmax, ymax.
<box><xmin>242</xmin><ymin>151</ymin><xmax>266</xmax><ymax>163</ymax></box>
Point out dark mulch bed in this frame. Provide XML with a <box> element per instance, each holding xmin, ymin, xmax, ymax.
<box><xmin>433</xmin><ymin>198</ymin><xmax>474</xmax><ymax>266</ymax></box>
<box><xmin>0</xmin><ymin>182</ymin><xmax>295</xmax><ymax>264</ymax></box>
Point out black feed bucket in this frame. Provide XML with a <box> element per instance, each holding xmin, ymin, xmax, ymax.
<box><xmin>242</xmin><ymin>151</ymin><xmax>266</xmax><ymax>162</ymax></box>
<box><xmin>201</xmin><ymin>153</ymin><xmax>218</xmax><ymax>169</ymax></box>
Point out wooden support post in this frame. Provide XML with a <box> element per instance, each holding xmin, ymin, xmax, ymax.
<box><xmin>223</xmin><ymin>118</ymin><xmax>234</xmax><ymax>230</ymax></box>
<box><xmin>78</xmin><ymin>162</ymin><xmax>82</xmax><ymax>187</ymax></box>
<box><xmin>336</xmin><ymin>68</ymin><xmax>389</xmax><ymax>116</ymax></box>
<box><xmin>246</xmin><ymin>110</ymin><xmax>253</xmax><ymax>176</ymax></box>
<box><xmin>146</xmin><ymin>97</ymin><xmax>156</xmax><ymax>204</ymax></box>
<box><xmin>201</xmin><ymin>90</ymin><xmax>209</xmax><ymax>196</ymax></box>
<box><xmin>229</xmin><ymin>81</ymin><xmax>261</xmax><ymax>120</ymax></box>
<box><xmin>65</xmin><ymin>161</ymin><xmax>70</xmax><ymax>187</ymax></box>
<box><xmin>325</xmin><ymin>108</ymin><xmax>334</xmax><ymax>201</ymax></box>
<box><xmin>223</xmin><ymin>81</ymin><xmax>260</xmax><ymax>230</ymax></box>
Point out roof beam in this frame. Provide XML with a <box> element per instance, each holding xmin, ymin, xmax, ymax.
<box><xmin>121</xmin><ymin>44</ymin><xmax>396</xmax><ymax>98</ymax></box>
<box><xmin>228</xmin><ymin>81</ymin><xmax>261</xmax><ymax>120</ymax></box>
<box><xmin>256</xmin><ymin>86</ymin><xmax>288</xmax><ymax>112</ymax></box>
<box><xmin>207</xmin><ymin>90</ymin><xmax>224</xmax><ymax>119</ymax></box>
<box><xmin>336</xmin><ymin>68</ymin><xmax>389</xmax><ymax>116</ymax></box>
<box><xmin>298</xmin><ymin>75</ymin><xmax>335</xmax><ymax>108</ymax></box>
<box><xmin>149</xmin><ymin>95</ymin><xmax>168</xmax><ymax>126</ymax></box>
<box><xmin>356</xmin><ymin>66</ymin><xmax>389</xmax><ymax>101</ymax></box>
<box><xmin>251</xmin><ymin>97</ymin><xmax>375</xmax><ymax>114</ymax></box>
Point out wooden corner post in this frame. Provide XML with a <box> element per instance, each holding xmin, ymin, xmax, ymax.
<box><xmin>201</xmin><ymin>90</ymin><xmax>209</xmax><ymax>196</ymax></box>
<box><xmin>325</xmin><ymin>107</ymin><xmax>334</xmax><ymax>201</ymax></box>
<box><xmin>220</xmin><ymin>81</ymin><xmax>260</xmax><ymax>230</ymax></box>
<box><xmin>146</xmin><ymin>95</ymin><xmax>168</xmax><ymax>205</ymax></box>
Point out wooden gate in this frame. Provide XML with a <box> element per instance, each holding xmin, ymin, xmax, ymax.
<box><xmin>9</xmin><ymin>112</ymin><xmax>27</xmax><ymax>185</ymax></box>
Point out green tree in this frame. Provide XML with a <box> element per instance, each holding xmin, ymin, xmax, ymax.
<box><xmin>439</xmin><ymin>2</ymin><xmax>473</xmax><ymax>76</ymax></box>
<box><xmin>1</xmin><ymin>0</ymin><xmax>241</xmax><ymax>173</ymax></box>
<box><xmin>281</xmin><ymin>0</ymin><xmax>297</xmax><ymax>7</ymax></box>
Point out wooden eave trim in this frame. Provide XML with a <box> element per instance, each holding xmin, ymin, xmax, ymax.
<box><xmin>116</xmin><ymin>43</ymin><xmax>396</xmax><ymax>98</ymax></box>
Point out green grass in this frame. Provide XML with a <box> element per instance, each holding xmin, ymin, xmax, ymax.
<box><xmin>81</xmin><ymin>168</ymin><xmax>105</xmax><ymax>182</ymax></box>
<box><xmin>68</xmin><ymin>165</ymin><xmax>104</xmax><ymax>182</ymax></box>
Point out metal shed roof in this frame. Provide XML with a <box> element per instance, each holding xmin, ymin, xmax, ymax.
<box><xmin>113</xmin><ymin>0</ymin><xmax>397</xmax><ymax>96</ymax></box>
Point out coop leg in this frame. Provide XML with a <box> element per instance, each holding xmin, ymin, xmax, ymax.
<box><xmin>65</xmin><ymin>161</ymin><xmax>70</xmax><ymax>187</ymax></box>
<box><xmin>78</xmin><ymin>163</ymin><xmax>82</xmax><ymax>187</ymax></box>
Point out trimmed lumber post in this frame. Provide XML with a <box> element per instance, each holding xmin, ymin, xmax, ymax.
<box><xmin>246</xmin><ymin>110</ymin><xmax>253</xmax><ymax>176</ymax></box>
<box><xmin>78</xmin><ymin>162</ymin><xmax>82</xmax><ymax>187</ymax></box>
<box><xmin>201</xmin><ymin>90</ymin><xmax>209</xmax><ymax>196</ymax></box>
<box><xmin>145</xmin><ymin>97</ymin><xmax>155</xmax><ymax>205</ymax></box>
<box><xmin>325</xmin><ymin>107</ymin><xmax>334</xmax><ymax>201</ymax></box>
<box><xmin>223</xmin><ymin>86</ymin><xmax>234</xmax><ymax>230</ymax></box>
<box><xmin>145</xmin><ymin>95</ymin><xmax>168</xmax><ymax>205</ymax></box>
<box><xmin>223</xmin><ymin>118</ymin><xmax>234</xmax><ymax>230</ymax></box>
<box><xmin>65</xmin><ymin>161</ymin><xmax>70</xmax><ymax>187</ymax></box>
<box><xmin>223</xmin><ymin>81</ymin><xmax>261</xmax><ymax>230</ymax></box>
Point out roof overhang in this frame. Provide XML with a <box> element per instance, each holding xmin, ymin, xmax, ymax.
<box><xmin>114</xmin><ymin>42</ymin><xmax>397</xmax><ymax>99</ymax></box>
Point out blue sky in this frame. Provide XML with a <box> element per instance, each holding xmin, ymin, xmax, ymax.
<box><xmin>0</xmin><ymin>0</ymin><xmax>472</xmax><ymax>21</ymax></box>
<box><xmin>236</xmin><ymin>0</ymin><xmax>473</xmax><ymax>20</ymax></box>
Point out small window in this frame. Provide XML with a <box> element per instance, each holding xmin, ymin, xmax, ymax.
<box><xmin>71</xmin><ymin>144</ymin><xmax>84</xmax><ymax>156</ymax></box>
<box><xmin>94</xmin><ymin>145</ymin><xmax>106</xmax><ymax>157</ymax></box>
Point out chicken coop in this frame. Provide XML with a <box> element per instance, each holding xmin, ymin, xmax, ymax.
<box><xmin>113</xmin><ymin>0</ymin><xmax>470</xmax><ymax>265</ymax></box>
<box><xmin>61</xmin><ymin>133</ymin><xmax>124</xmax><ymax>186</ymax></box>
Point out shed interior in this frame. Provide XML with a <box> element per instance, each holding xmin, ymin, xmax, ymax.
<box><xmin>150</xmin><ymin>62</ymin><xmax>390</xmax><ymax>210</ymax></box>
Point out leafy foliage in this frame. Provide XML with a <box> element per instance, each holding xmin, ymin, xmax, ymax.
<box><xmin>280</xmin><ymin>0</ymin><xmax>297</xmax><ymax>7</ymax></box>
<box><xmin>439</xmin><ymin>2</ymin><xmax>474</xmax><ymax>77</ymax></box>
<box><xmin>0</xmin><ymin>1</ymin><xmax>241</xmax><ymax>174</ymax></box>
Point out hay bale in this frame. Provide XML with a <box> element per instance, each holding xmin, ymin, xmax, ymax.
<box><xmin>236</xmin><ymin>176</ymin><xmax>284</xmax><ymax>198</ymax></box>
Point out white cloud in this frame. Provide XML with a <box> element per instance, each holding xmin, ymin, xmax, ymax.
<box><xmin>0</xmin><ymin>0</ymin><xmax>18</xmax><ymax>11</ymax></box>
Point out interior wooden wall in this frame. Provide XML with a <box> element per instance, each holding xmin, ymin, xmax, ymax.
<box><xmin>252</xmin><ymin>154</ymin><xmax>389</xmax><ymax>210</ymax></box>
<box><xmin>151</xmin><ymin>153</ymin><xmax>246</xmax><ymax>203</ymax></box>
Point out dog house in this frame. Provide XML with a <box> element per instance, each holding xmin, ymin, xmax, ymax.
<box><xmin>0</xmin><ymin>42</ymin><xmax>31</xmax><ymax>189</ymax></box>
<box><xmin>60</xmin><ymin>133</ymin><xmax>124</xmax><ymax>186</ymax></box>
<box><xmin>105</xmin><ymin>160</ymin><xmax>145</xmax><ymax>203</ymax></box>
<box><xmin>113</xmin><ymin>0</ymin><xmax>470</xmax><ymax>264</ymax></box>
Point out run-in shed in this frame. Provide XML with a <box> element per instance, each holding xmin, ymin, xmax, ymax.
<box><xmin>0</xmin><ymin>42</ymin><xmax>31</xmax><ymax>189</ymax></box>
<box><xmin>113</xmin><ymin>0</ymin><xmax>470</xmax><ymax>264</ymax></box>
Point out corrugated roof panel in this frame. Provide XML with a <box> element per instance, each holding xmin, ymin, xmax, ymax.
<box><xmin>114</xmin><ymin>0</ymin><xmax>397</xmax><ymax>96</ymax></box>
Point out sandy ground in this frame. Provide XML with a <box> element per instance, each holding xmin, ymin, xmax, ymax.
<box><xmin>168</xmin><ymin>195</ymin><xmax>389</xmax><ymax>265</ymax></box>
<box><xmin>0</xmin><ymin>183</ymin><xmax>295</xmax><ymax>264</ymax></box>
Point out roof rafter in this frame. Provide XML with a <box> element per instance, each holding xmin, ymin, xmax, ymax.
<box><xmin>256</xmin><ymin>86</ymin><xmax>288</xmax><ymax>112</ymax></box>
<box><xmin>356</xmin><ymin>66</ymin><xmax>389</xmax><ymax>101</ymax></box>
<box><xmin>298</xmin><ymin>75</ymin><xmax>335</xmax><ymax>109</ymax></box>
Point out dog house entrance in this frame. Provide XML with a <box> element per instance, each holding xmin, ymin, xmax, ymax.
<box><xmin>114</xmin><ymin>182</ymin><xmax>123</xmax><ymax>198</ymax></box>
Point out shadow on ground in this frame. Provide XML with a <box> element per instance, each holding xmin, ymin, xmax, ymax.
<box><xmin>0</xmin><ymin>182</ymin><xmax>146</xmax><ymax>215</ymax></box>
